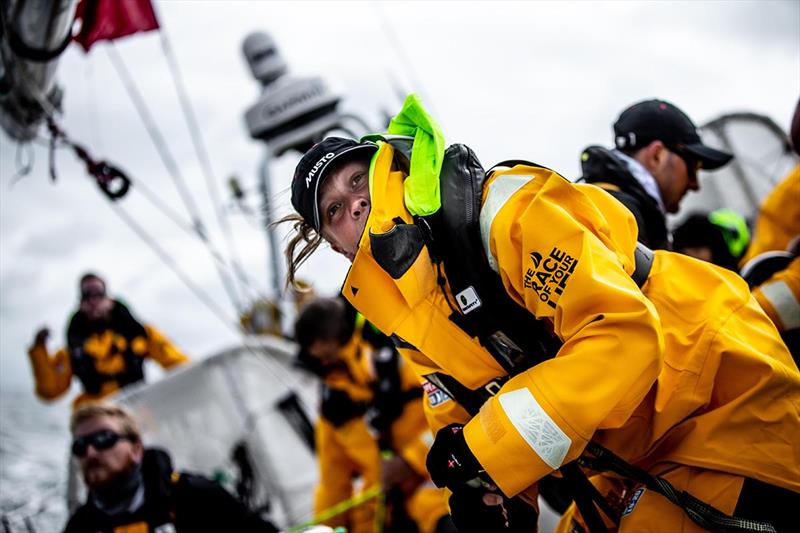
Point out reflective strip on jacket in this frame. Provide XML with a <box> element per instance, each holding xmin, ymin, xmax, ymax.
<box><xmin>343</xmin><ymin>142</ymin><xmax>800</xmax><ymax>502</ymax></box>
<box><xmin>752</xmin><ymin>256</ymin><xmax>800</xmax><ymax>332</ymax></box>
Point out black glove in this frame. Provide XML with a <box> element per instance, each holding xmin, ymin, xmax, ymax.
<box><xmin>426</xmin><ymin>424</ymin><xmax>484</xmax><ymax>490</ymax></box>
<box><xmin>449</xmin><ymin>485</ymin><xmax>539</xmax><ymax>533</ymax></box>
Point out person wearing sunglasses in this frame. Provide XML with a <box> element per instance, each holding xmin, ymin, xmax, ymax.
<box><xmin>27</xmin><ymin>272</ymin><xmax>189</xmax><ymax>409</ymax></box>
<box><xmin>64</xmin><ymin>402</ymin><xmax>278</xmax><ymax>532</ymax></box>
<box><xmin>579</xmin><ymin>99</ymin><xmax>733</xmax><ymax>250</ymax></box>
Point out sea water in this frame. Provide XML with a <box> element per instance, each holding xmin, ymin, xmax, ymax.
<box><xmin>0</xmin><ymin>387</ymin><xmax>70</xmax><ymax>533</ymax></box>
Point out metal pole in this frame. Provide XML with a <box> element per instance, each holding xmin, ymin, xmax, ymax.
<box><xmin>259</xmin><ymin>147</ymin><xmax>283</xmax><ymax>301</ymax></box>
<box><xmin>707</xmin><ymin>122</ymin><xmax>760</xmax><ymax>209</ymax></box>
<box><xmin>1</xmin><ymin>514</ymin><xmax>12</xmax><ymax>533</ymax></box>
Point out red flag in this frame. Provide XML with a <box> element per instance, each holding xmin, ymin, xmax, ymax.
<box><xmin>73</xmin><ymin>0</ymin><xmax>160</xmax><ymax>52</ymax></box>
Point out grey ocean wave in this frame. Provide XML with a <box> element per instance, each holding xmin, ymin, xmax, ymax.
<box><xmin>0</xmin><ymin>388</ymin><xmax>70</xmax><ymax>533</ymax></box>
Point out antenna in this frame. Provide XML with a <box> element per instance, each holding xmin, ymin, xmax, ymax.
<box><xmin>241</xmin><ymin>31</ymin><xmax>375</xmax><ymax>333</ymax></box>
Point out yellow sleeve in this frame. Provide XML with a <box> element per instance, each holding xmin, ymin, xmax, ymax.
<box><xmin>143</xmin><ymin>325</ymin><xmax>190</xmax><ymax>369</ymax></box>
<box><xmin>464</xmin><ymin>172</ymin><xmax>664</xmax><ymax>497</ymax></box>
<box><xmin>752</xmin><ymin>257</ymin><xmax>800</xmax><ymax>332</ymax></box>
<box><xmin>396</xmin><ymin>346</ymin><xmax>472</xmax><ymax>434</ymax></box>
<box><xmin>741</xmin><ymin>165</ymin><xmax>800</xmax><ymax>264</ymax></box>
<box><xmin>27</xmin><ymin>344</ymin><xmax>72</xmax><ymax>400</ymax></box>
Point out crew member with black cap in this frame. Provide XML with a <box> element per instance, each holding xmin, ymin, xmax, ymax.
<box><xmin>580</xmin><ymin>99</ymin><xmax>733</xmax><ymax>249</ymax></box>
<box><xmin>280</xmin><ymin>94</ymin><xmax>799</xmax><ymax>532</ymax></box>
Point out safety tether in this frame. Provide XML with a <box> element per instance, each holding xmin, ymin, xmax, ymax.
<box><xmin>46</xmin><ymin>118</ymin><xmax>131</xmax><ymax>200</ymax></box>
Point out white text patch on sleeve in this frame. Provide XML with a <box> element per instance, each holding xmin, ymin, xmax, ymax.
<box><xmin>498</xmin><ymin>388</ymin><xmax>571</xmax><ymax>469</ymax></box>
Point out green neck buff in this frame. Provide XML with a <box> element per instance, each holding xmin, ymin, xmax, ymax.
<box><xmin>384</xmin><ymin>93</ymin><xmax>446</xmax><ymax>216</ymax></box>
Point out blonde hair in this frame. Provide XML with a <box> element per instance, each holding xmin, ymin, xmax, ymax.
<box><xmin>275</xmin><ymin>213</ymin><xmax>324</xmax><ymax>289</ymax></box>
<box><xmin>277</xmin><ymin>148</ymin><xmax>408</xmax><ymax>288</ymax></box>
<box><xmin>70</xmin><ymin>402</ymin><xmax>142</xmax><ymax>443</ymax></box>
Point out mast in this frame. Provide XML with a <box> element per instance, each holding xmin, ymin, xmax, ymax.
<box><xmin>0</xmin><ymin>0</ymin><xmax>78</xmax><ymax>141</ymax></box>
<box><xmin>241</xmin><ymin>31</ymin><xmax>373</xmax><ymax>331</ymax></box>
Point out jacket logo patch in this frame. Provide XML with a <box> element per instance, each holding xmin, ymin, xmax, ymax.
<box><xmin>423</xmin><ymin>380</ymin><xmax>452</xmax><ymax>407</ymax></box>
<box><xmin>622</xmin><ymin>487</ymin><xmax>645</xmax><ymax>517</ymax></box>
<box><xmin>523</xmin><ymin>246</ymin><xmax>578</xmax><ymax>309</ymax></box>
<box><xmin>456</xmin><ymin>286</ymin><xmax>482</xmax><ymax>314</ymax></box>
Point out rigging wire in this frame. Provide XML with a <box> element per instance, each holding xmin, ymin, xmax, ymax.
<box><xmin>369</xmin><ymin>1</ymin><xmax>437</xmax><ymax>115</ymax></box>
<box><xmin>156</xmin><ymin>29</ymin><xmax>253</xmax><ymax>303</ymax></box>
<box><xmin>7</xmin><ymin>141</ymin><xmax>34</xmax><ymax>188</ymax></box>
<box><xmin>133</xmin><ymin>173</ymin><xmax>268</xmax><ymax>297</ymax></box>
<box><xmin>111</xmin><ymin>203</ymin><xmax>236</xmax><ymax>327</ymax></box>
<box><xmin>105</xmin><ymin>44</ymin><xmax>204</xmax><ymax>233</ymax></box>
<box><xmin>105</xmin><ymin>199</ymin><xmax>303</xmax><ymax>391</ymax></box>
<box><xmin>105</xmin><ymin>43</ymin><xmax>244</xmax><ymax>313</ymax></box>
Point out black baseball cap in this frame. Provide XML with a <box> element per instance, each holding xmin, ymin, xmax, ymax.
<box><xmin>291</xmin><ymin>137</ymin><xmax>379</xmax><ymax>231</ymax></box>
<box><xmin>613</xmin><ymin>99</ymin><xmax>733</xmax><ymax>170</ymax></box>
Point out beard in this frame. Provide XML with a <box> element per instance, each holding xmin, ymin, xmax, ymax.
<box><xmin>82</xmin><ymin>455</ymin><xmax>136</xmax><ymax>490</ymax></box>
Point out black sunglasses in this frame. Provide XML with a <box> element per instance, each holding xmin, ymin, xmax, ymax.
<box><xmin>72</xmin><ymin>429</ymin><xmax>132</xmax><ymax>457</ymax></box>
<box><xmin>670</xmin><ymin>145</ymin><xmax>702</xmax><ymax>177</ymax></box>
<box><xmin>80</xmin><ymin>289</ymin><xmax>106</xmax><ymax>302</ymax></box>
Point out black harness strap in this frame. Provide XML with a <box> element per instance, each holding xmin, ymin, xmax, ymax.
<box><xmin>632</xmin><ymin>242</ymin><xmax>655</xmax><ymax>288</ymax></box>
<box><xmin>560</xmin><ymin>462</ymin><xmax>615</xmax><ymax>532</ymax></box>
<box><xmin>580</xmin><ymin>442</ymin><xmax>778</xmax><ymax>533</ymax></box>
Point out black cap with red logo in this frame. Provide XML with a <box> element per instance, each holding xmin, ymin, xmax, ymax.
<box><xmin>613</xmin><ymin>99</ymin><xmax>733</xmax><ymax>170</ymax></box>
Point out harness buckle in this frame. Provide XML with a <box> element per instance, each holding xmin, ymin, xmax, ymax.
<box><xmin>484</xmin><ymin>379</ymin><xmax>502</xmax><ymax>396</ymax></box>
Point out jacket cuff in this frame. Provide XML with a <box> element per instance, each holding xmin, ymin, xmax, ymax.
<box><xmin>463</xmin><ymin>387</ymin><xmax>573</xmax><ymax>497</ymax></box>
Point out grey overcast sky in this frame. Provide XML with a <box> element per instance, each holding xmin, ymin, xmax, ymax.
<box><xmin>1</xmin><ymin>0</ymin><xmax>798</xmax><ymax>399</ymax></box>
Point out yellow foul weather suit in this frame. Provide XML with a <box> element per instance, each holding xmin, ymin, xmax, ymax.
<box><xmin>313</xmin><ymin>319</ymin><xmax>448</xmax><ymax>533</ymax></box>
<box><xmin>741</xmin><ymin>164</ymin><xmax>800</xmax><ymax>264</ymax></box>
<box><xmin>342</xmin><ymin>142</ymin><xmax>799</xmax><ymax>531</ymax></box>
<box><xmin>28</xmin><ymin>303</ymin><xmax>188</xmax><ymax>410</ymax></box>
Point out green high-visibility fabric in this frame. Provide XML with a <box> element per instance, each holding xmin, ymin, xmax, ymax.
<box><xmin>387</xmin><ymin>94</ymin><xmax>445</xmax><ymax>216</ymax></box>
<box><xmin>709</xmin><ymin>208</ymin><xmax>750</xmax><ymax>257</ymax></box>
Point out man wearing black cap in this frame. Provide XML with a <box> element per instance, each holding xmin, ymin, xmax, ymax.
<box><xmin>580</xmin><ymin>99</ymin><xmax>733</xmax><ymax>249</ymax></box>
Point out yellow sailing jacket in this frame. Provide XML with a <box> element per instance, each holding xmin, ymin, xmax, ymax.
<box><xmin>320</xmin><ymin>320</ymin><xmax>435</xmax><ymax>478</ymax></box>
<box><xmin>28</xmin><ymin>323</ymin><xmax>188</xmax><ymax>409</ymax></box>
<box><xmin>752</xmin><ymin>256</ymin><xmax>800</xmax><ymax>334</ymax></box>
<box><xmin>342</xmin><ymin>142</ymin><xmax>800</xmax><ymax>501</ymax></box>
<box><xmin>741</xmin><ymin>164</ymin><xmax>800</xmax><ymax>264</ymax></box>
<box><xmin>314</xmin><ymin>316</ymin><xmax>445</xmax><ymax>533</ymax></box>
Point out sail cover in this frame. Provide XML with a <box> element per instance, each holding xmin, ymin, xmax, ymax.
<box><xmin>113</xmin><ymin>335</ymin><xmax>320</xmax><ymax>528</ymax></box>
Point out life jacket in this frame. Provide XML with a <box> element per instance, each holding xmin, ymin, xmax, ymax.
<box><xmin>66</xmin><ymin>300</ymin><xmax>148</xmax><ymax>395</ymax></box>
<box><xmin>344</xmin><ymin>137</ymin><xmax>782</xmax><ymax>533</ymax></box>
